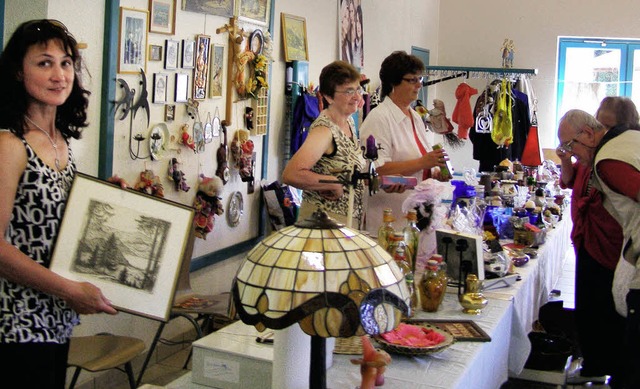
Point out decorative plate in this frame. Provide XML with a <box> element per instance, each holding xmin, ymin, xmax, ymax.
<box><xmin>149</xmin><ymin>123</ymin><xmax>170</xmax><ymax>160</ymax></box>
<box><xmin>375</xmin><ymin>323</ymin><xmax>455</xmax><ymax>356</ymax></box>
<box><xmin>227</xmin><ymin>191</ymin><xmax>244</xmax><ymax>227</ymax></box>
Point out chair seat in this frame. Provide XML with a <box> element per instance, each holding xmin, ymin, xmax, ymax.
<box><xmin>68</xmin><ymin>334</ymin><xmax>145</xmax><ymax>372</ymax></box>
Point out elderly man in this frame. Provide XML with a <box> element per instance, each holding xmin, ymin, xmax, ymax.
<box><xmin>558</xmin><ymin>109</ymin><xmax>640</xmax><ymax>389</ymax></box>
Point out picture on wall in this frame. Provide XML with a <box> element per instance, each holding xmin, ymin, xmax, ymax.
<box><xmin>339</xmin><ymin>0</ymin><xmax>364</xmax><ymax>68</ymax></box>
<box><xmin>238</xmin><ymin>0</ymin><xmax>270</xmax><ymax>26</ymax></box>
<box><xmin>175</xmin><ymin>73</ymin><xmax>189</xmax><ymax>102</ymax></box>
<box><xmin>49</xmin><ymin>173</ymin><xmax>195</xmax><ymax>321</ymax></box>
<box><xmin>281</xmin><ymin>13</ymin><xmax>308</xmax><ymax>62</ymax></box>
<box><xmin>193</xmin><ymin>34</ymin><xmax>211</xmax><ymax>100</ymax></box>
<box><xmin>181</xmin><ymin>0</ymin><xmax>234</xmax><ymax>17</ymax></box>
<box><xmin>164</xmin><ymin>39</ymin><xmax>179</xmax><ymax>70</ymax></box>
<box><xmin>118</xmin><ymin>7</ymin><xmax>149</xmax><ymax>74</ymax></box>
<box><xmin>153</xmin><ymin>73</ymin><xmax>168</xmax><ymax>103</ymax></box>
<box><xmin>182</xmin><ymin>39</ymin><xmax>195</xmax><ymax>69</ymax></box>
<box><xmin>148</xmin><ymin>44</ymin><xmax>163</xmax><ymax>61</ymax></box>
<box><xmin>209</xmin><ymin>44</ymin><xmax>224</xmax><ymax>98</ymax></box>
<box><xmin>149</xmin><ymin>0</ymin><xmax>176</xmax><ymax>35</ymax></box>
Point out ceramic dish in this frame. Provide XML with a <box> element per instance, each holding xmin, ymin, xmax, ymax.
<box><xmin>375</xmin><ymin>323</ymin><xmax>455</xmax><ymax>356</ymax></box>
<box><xmin>149</xmin><ymin>123</ymin><xmax>170</xmax><ymax>160</ymax></box>
<box><xmin>227</xmin><ymin>191</ymin><xmax>244</xmax><ymax>227</ymax></box>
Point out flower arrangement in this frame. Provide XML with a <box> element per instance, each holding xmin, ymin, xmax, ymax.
<box><xmin>247</xmin><ymin>54</ymin><xmax>269</xmax><ymax>99</ymax></box>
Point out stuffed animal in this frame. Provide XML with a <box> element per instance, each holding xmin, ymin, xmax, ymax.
<box><xmin>193</xmin><ymin>174</ymin><xmax>224</xmax><ymax>239</ymax></box>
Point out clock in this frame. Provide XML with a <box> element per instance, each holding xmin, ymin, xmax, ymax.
<box><xmin>227</xmin><ymin>191</ymin><xmax>244</xmax><ymax>227</ymax></box>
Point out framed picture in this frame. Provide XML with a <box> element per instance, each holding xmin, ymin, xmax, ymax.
<box><xmin>435</xmin><ymin>228</ymin><xmax>485</xmax><ymax>285</ymax></box>
<box><xmin>238</xmin><ymin>0</ymin><xmax>270</xmax><ymax>26</ymax></box>
<box><xmin>148</xmin><ymin>44</ymin><xmax>163</xmax><ymax>61</ymax></box>
<box><xmin>182</xmin><ymin>39</ymin><xmax>195</xmax><ymax>69</ymax></box>
<box><xmin>209</xmin><ymin>44</ymin><xmax>224</xmax><ymax>98</ymax></box>
<box><xmin>408</xmin><ymin>319</ymin><xmax>491</xmax><ymax>342</ymax></box>
<box><xmin>164</xmin><ymin>39</ymin><xmax>179</xmax><ymax>69</ymax></box>
<box><xmin>281</xmin><ymin>13</ymin><xmax>309</xmax><ymax>62</ymax></box>
<box><xmin>118</xmin><ymin>7</ymin><xmax>149</xmax><ymax>74</ymax></box>
<box><xmin>175</xmin><ymin>73</ymin><xmax>189</xmax><ymax>102</ymax></box>
<box><xmin>49</xmin><ymin>173</ymin><xmax>195</xmax><ymax>321</ymax></box>
<box><xmin>181</xmin><ymin>0</ymin><xmax>234</xmax><ymax>17</ymax></box>
<box><xmin>153</xmin><ymin>73</ymin><xmax>168</xmax><ymax>103</ymax></box>
<box><xmin>193</xmin><ymin>34</ymin><xmax>211</xmax><ymax>100</ymax></box>
<box><xmin>149</xmin><ymin>0</ymin><xmax>176</xmax><ymax>35</ymax></box>
<box><xmin>165</xmin><ymin>104</ymin><xmax>175</xmax><ymax>121</ymax></box>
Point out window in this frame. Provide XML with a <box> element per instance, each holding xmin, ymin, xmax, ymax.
<box><xmin>557</xmin><ymin>38</ymin><xmax>640</xmax><ymax>128</ymax></box>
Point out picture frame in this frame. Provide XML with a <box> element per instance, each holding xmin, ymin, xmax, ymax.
<box><xmin>148</xmin><ymin>44</ymin><xmax>163</xmax><ymax>61</ymax></box>
<box><xmin>118</xmin><ymin>7</ymin><xmax>149</xmax><ymax>74</ymax></box>
<box><xmin>209</xmin><ymin>44</ymin><xmax>224</xmax><ymax>98</ymax></box>
<box><xmin>153</xmin><ymin>73</ymin><xmax>169</xmax><ymax>103</ymax></box>
<box><xmin>238</xmin><ymin>0</ymin><xmax>270</xmax><ymax>26</ymax></box>
<box><xmin>435</xmin><ymin>229</ymin><xmax>485</xmax><ymax>284</ymax></box>
<box><xmin>49</xmin><ymin>173</ymin><xmax>195</xmax><ymax>321</ymax></box>
<box><xmin>182</xmin><ymin>39</ymin><xmax>195</xmax><ymax>69</ymax></box>
<box><xmin>175</xmin><ymin>73</ymin><xmax>189</xmax><ymax>102</ymax></box>
<box><xmin>408</xmin><ymin>319</ymin><xmax>491</xmax><ymax>342</ymax></box>
<box><xmin>193</xmin><ymin>34</ymin><xmax>211</xmax><ymax>100</ymax></box>
<box><xmin>165</xmin><ymin>104</ymin><xmax>175</xmax><ymax>121</ymax></box>
<box><xmin>281</xmin><ymin>13</ymin><xmax>309</xmax><ymax>62</ymax></box>
<box><xmin>164</xmin><ymin>39</ymin><xmax>179</xmax><ymax>70</ymax></box>
<box><xmin>181</xmin><ymin>0</ymin><xmax>234</xmax><ymax>17</ymax></box>
<box><xmin>148</xmin><ymin>0</ymin><xmax>176</xmax><ymax>35</ymax></box>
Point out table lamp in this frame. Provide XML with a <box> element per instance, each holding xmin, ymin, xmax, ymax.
<box><xmin>231</xmin><ymin>209</ymin><xmax>410</xmax><ymax>389</ymax></box>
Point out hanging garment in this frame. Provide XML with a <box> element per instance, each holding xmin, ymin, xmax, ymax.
<box><xmin>290</xmin><ymin>92</ymin><xmax>321</xmax><ymax>156</ymax></box>
<box><xmin>452</xmin><ymin>83</ymin><xmax>478</xmax><ymax>139</ymax></box>
<box><xmin>509</xmin><ymin>87</ymin><xmax>532</xmax><ymax>161</ymax></box>
<box><xmin>470</xmin><ymin>84</ymin><xmax>510</xmax><ymax>172</ymax></box>
<box><xmin>520</xmin><ymin>112</ymin><xmax>543</xmax><ymax>166</ymax></box>
<box><xmin>491</xmin><ymin>79</ymin><xmax>513</xmax><ymax>147</ymax></box>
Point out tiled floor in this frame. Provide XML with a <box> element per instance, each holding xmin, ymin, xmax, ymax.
<box><xmin>109</xmin><ymin>247</ymin><xmax>609</xmax><ymax>389</ymax></box>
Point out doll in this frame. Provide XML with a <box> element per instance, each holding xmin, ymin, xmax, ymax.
<box><xmin>192</xmin><ymin>174</ymin><xmax>224</xmax><ymax>239</ymax></box>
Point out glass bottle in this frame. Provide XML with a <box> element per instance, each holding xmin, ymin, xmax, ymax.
<box><xmin>402</xmin><ymin>209</ymin><xmax>420</xmax><ymax>274</ymax></box>
<box><xmin>431</xmin><ymin>254</ymin><xmax>448</xmax><ymax>284</ymax></box>
<box><xmin>393</xmin><ymin>247</ymin><xmax>415</xmax><ymax>317</ymax></box>
<box><xmin>386</xmin><ymin>232</ymin><xmax>406</xmax><ymax>258</ymax></box>
<box><xmin>377</xmin><ymin>208</ymin><xmax>395</xmax><ymax>250</ymax></box>
<box><xmin>419</xmin><ymin>259</ymin><xmax>447</xmax><ymax>312</ymax></box>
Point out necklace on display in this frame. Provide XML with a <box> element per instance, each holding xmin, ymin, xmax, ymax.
<box><xmin>25</xmin><ymin>115</ymin><xmax>60</xmax><ymax>170</ymax></box>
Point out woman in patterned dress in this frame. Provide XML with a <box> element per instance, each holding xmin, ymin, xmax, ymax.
<box><xmin>282</xmin><ymin>60</ymin><xmax>365</xmax><ymax>227</ymax></box>
<box><xmin>0</xmin><ymin>20</ymin><xmax>117</xmax><ymax>388</ymax></box>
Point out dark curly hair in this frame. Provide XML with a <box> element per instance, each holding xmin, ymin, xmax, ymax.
<box><xmin>319</xmin><ymin>60</ymin><xmax>360</xmax><ymax>107</ymax></box>
<box><xmin>379</xmin><ymin>51</ymin><xmax>424</xmax><ymax>99</ymax></box>
<box><xmin>0</xmin><ymin>19</ymin><xmax>90</xmax><ymax>139</ymax></box>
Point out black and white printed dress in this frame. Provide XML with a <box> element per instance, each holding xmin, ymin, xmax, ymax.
<box><xmin>0</xmin><ymin>134</ymin><xmax>78</xmax><ymax>344</ymax></box>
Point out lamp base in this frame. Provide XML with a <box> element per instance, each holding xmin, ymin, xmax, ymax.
<box><xmin>310</xmin><ymin>336</ymin><xmax>326</xmax><ymax>389</ymax></box>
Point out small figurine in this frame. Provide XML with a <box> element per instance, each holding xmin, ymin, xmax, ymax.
<box><xmin>179</xmin><ymin>123</ymin><xmax>196</xmax><ymax>152</ymax></box>
<box><xmin>192</xmin><ymin>174</ymin><xmax>224</xmax><ymax>240</ymax></box>
<box><xmin>168</xmin><ymin>158</ymin><xmax>190</xmax><ymax>192</ymax></box>
<box><xmin>501</xmin><ymin>39</ymin><xmax>515</xmax><ymax>68</ymax></box>
<box><xmin>244</xmin><ymin>107</ymin><xmax>254</xmax><ymax>130</ymax></box>
<box><xmin>350</xmin><ymin>336</ymin><xmax>391</xmax><ymax>389</ymax></box>
<box><xmin>134</xmin><ymin>169</ymin><xmax>164</xmax><ymax>197</ymax></box>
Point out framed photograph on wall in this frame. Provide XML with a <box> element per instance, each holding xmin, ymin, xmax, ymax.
<box><xmin>209</xmin><ymin>44</ymin><xmax>224</xmax><ymax>98</ymax></box>
<box><xmin>149</xmin><ymin>0</ymin><xmax>176</xmax><ymax>35</ymax></box>
<box><xmin>148</xmin><ymin>44</ymin><xmax>163</xmax><ymax>61</ymax></box>
<box><xmin>165</xmin><ymin>104</ymin><xmax>176</xmax><ymax>121</ymax></box>
<box><xmin>164</xmin><ymin>39</ymin><xmax>179</xmax><ymax>69</ymax></box>
<box><xmin>49</xmin><ymin>173</ymin><xmax>195</xmax><ymax>321</ymax></box>
<box><xmin>175</xmin><ymin>73</ymin><xmax>189</xmax><ymax>102</ymax></box>
<box><xmin>153</xmin><ymin>73</ymin><xmax>169</xmax><ymax>103</ymax></box>
<box><xmin>181</xmin><ymin>0</ymin><xmax>234</xmax><ymax>17</ymax></box>
<box><xmin>281</xmin><ymin>13</ymin><xmax>309</xmax><ymax>62</ymax></box>
<box><xmin>193</xmin><ymin>34</ymin><xmax>211</xmax><ymax>100</ymax></box>
<box><xmin>238</xmin><ymin>0</ymin><xmax>270</xmax><ymax>26</ymax></box>
<box><xmin>182</xmin><ymin>39</ymin><xmax>195</xmax><ymax>69</ymax></box>
<box><xmin>118</xmin><ymin>7</ymin><xmax>149</xmax><ymax>74</ymax></box>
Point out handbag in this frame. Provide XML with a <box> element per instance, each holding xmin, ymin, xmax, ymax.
<box><xmin>491</xmin><ymin>79</ymin><xmax>513</xmax><ymax>147</ymax></box>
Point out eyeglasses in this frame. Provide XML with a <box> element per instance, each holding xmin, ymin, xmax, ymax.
<box><xmin>557</xmin><ymin>131</ymin><xmax>585</xmax><ymax>153</ymax></box>
<box><xmin>24</xmin><ymin>19</ymin><xmax>70</xmax><ymax>35</ymax></box>
<box><xmin>402</xmin><ymin>76</ymin><xmax>424</xmax><ymax>85</ymax></box>
<box><xmin>335</xmin><ymin>87</ymin><xmax>364</xmax><ymax>97</ymax></box>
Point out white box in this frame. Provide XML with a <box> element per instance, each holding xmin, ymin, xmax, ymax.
<box><xmin>191</xmin><ymin>321</ymin><xmax>273</xmax><ymax>389</ymax></box>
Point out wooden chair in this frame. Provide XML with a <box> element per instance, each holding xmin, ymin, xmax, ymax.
<box><xmin>67</xmin><ymin>333</ymin><xmax>145</xmax><ymax>389</ymax></box>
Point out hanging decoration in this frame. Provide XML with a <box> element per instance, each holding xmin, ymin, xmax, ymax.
<box><xmin>193</xmin><ymin>174</ymin><xmax>224</xmax><ymax>240</ymax></box>
<box><xmin>134</xmin><ymin>169</ymin><xmax>164</xmax><ymax>197</ymax></box>
<box><xmin>168</xmin><ymin>157</ymin><xmax>190</xmax><ymax>192</ymax></box>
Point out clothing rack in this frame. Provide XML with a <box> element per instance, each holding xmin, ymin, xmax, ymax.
<box><xmin>424</xmin><ymin>65</ymin><xmax>538</xmax><ymax>86</ymax></box>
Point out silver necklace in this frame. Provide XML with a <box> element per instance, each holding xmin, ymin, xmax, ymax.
<box><xmin>25</xmin><ymin>115</ymin><xmax>60</xmax><ymax>170</ymax></box>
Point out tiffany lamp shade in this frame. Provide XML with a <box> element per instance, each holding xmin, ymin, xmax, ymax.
<box><xmin>231</xmin><ymin>209</ymin><xmax>410</xmax><ymax>389</ymax></box>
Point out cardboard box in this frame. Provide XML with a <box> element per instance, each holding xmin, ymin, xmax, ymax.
<box><xmin>191</xmin><ymin>321</ymin><xmax>273</xmax><ymax>389</ymax></box>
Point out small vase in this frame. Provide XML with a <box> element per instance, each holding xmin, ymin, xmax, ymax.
<box><xmin>459</xmin><ymin>274</ymin><xmax>488</xmax><ymax>315</ymax></box>
<box><xmin>419</xmin><ymin>260</ymin><xmax>446</xmax><ymax>312</ymax></box>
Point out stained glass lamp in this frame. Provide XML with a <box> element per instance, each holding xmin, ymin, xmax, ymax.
<box><xmin>231</xmin><ymin>209</ymin><xmax>410</xmax><ymax>389</ymax></box>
